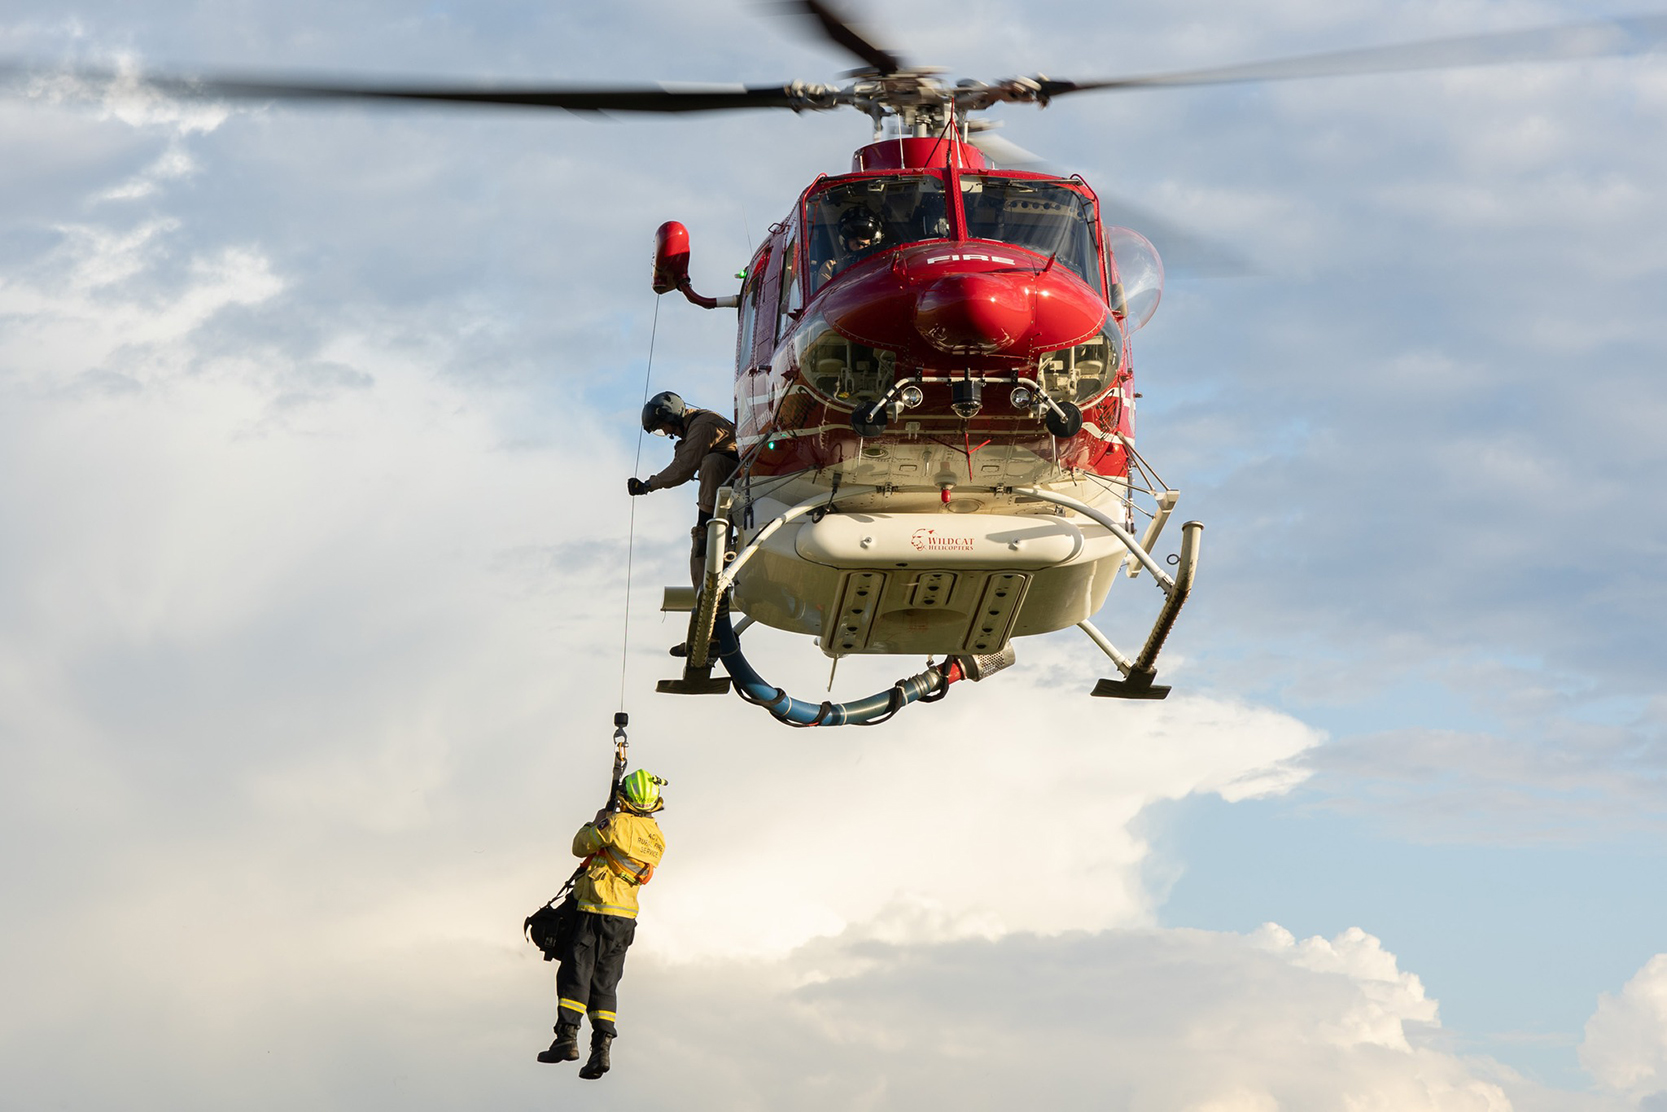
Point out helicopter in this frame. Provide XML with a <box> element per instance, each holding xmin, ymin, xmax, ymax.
<box><xmin>646</xmin><ymin>87</ymin><xmax>1194</xmax><ymax>716</ymax></box>
<box><xmin>7</xmin><ymin>2</ymin><xmax>1662</xmax><ymax>726</ymax></box>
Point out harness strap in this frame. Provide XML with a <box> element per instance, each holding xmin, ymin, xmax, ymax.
<box><xmin>600</xmin><ymin>843</ymin><xmax>655</xmax><ymax>886</ymax></box>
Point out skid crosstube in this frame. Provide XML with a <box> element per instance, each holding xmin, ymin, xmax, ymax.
<box><xmin>658</xmin><ymin>485</ymin><xmax>1202</xmax><ymax>702</ymax></box>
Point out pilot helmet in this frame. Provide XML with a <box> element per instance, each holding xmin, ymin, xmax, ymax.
<box><xmin>839</xmin><ymin>208</ymin><xmax>883</xmax><ymax>250</ymax></box>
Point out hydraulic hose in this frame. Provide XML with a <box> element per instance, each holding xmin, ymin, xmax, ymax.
<box><xmin>715</xmin><ymin>610</ymin><xmax>983</xmax><ymax>727</ymax></box>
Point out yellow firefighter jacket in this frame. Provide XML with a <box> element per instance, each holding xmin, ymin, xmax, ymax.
<box><xmin>572</xmin><ymin>811</ymin><xmax>665</xmax><ymax>919</ymax></box>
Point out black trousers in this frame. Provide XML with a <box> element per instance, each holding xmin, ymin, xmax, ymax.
<box><xmin>689</xmin><ymin>453</ymin><xmax>739</xmax><ymax>586</ymax></box>
<box><xmin>556</xmin><ymin>910</ymin><xmax>637</xmax><ymax>1038</ymax></box>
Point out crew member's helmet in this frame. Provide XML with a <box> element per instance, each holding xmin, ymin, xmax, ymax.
<box><xmin>620</xmin><ymin>769</ymin><xmax>665</xmax><ymax>813</ymax></box>
<box><xmin>839</xmin><ymin>208</ymin><xmax>883</xmax><ymax>251</ymax></box>
<box><xmin>641</xmin><ymin>391</ymin><xmax>687</xmax><ymax>435</ymax></box>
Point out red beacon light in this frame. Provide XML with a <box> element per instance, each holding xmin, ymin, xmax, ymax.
<box><xmin>653</xmin><ymin>221</ymin><xmax>738</xmax><ymax>310</ymax></box>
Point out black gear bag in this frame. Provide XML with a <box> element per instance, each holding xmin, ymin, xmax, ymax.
<box><xmin>524</xmin><ymin>893</ymin><xmax>578</xmax><ymax>961</ymax></box>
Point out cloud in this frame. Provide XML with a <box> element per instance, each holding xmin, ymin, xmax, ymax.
<box><xmin>1582</xmin><ymin>954</ymin><xmax>1667</xmax><ymax>1101</ymax></box>
<box><xmin>0</xmin><ymin>209</ymin><xmax>1328</xmax><ymax>955</ymax></box>
<box><xmin>642</xmin><ymin>681</ymin><xmax>1320</xmax><ymax>959</ymax></box>
<box><xmin>650</xmin><ymin>922</ymin><xmax>1504</xmax><ymax>1112</ymax></box>
<box><xmin>92</xmin><ymin>139</ymin><xmax>200</xmax><ymax>201</ymax></box>
<box><xmin>14</xmin><ymin>50</ymin><xmax>230</xmax><ymax>136</ymax></box>
<box><xmin>4</xmin><ymin>1</ymin><xmax>1667</xmax><ymax>1105</ymax></box>
<box><xmin>5</xmin><ymin>894</ymin><xmax>1587</xmax><ymax>1111</ymax></box>
<box><xmin>0</xmin><ymin>87</ymin><xmax>1340</xmax><ymax>1107</ymax></box>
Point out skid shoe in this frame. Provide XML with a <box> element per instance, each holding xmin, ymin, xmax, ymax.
<box><xmin>656</xmin><ymin>589</ymin><xmax>731</xmax><ymax>696</ymax></box>
<box><xmin>1091</xmin><ymin>670</ymin><xmax>1172</xmax><ymax>700</ymax></box>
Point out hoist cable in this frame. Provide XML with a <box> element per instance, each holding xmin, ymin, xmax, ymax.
<box><xmin>618</xmin><ymin>296</ymin><xmax>662</xmax><ymax>714</ymax></box>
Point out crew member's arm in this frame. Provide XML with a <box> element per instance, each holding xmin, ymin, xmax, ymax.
<box><xmin>572</xmin><ymin>821</ymin><xmax>604</xmax><ymax>857</ymax></box>
<box><xmin>646</xmin><ymin>413</ymin><xmax>725</xmax><ymax>491</ymax></box>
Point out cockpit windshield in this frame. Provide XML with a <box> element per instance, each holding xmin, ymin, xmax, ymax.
<box><xmin>807</xmin><ymin>175</ymin><xmax>949</xmax><ymax>294</ymax></box>
<box><xmin>960</xmin><ymin>176</ymin><xmax>1103</xmax><ymax>294</ymax></box>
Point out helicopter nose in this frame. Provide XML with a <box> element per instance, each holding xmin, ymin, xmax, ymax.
<box><xmin>913</xmin><ymin>272</ymin><xmax>1031</xmax><ymax>355</ymax></box>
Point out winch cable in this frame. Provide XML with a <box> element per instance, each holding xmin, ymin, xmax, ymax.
<box><xmin>617</xmin><ymin>296</ymin><xmax>662</xmax><ymax>715</ymax></box>
<box><xmin>531</xmin><ymin>298</ymin><xmax>658</xmax><ymax>947</ymax></box>
<box><xmin>529</xmin><ymin>714</ymin><xmax>632</xmax><ymax>922</ymax></box>
<box><xmin>714</xmin><ymin>609</ymin><xmax>970</xmax><ymax>727</ymax></box>
<box><xmin>596</xmin><ymin>296</ymin><xmax>660</xmax><ymax>845</ymax></box>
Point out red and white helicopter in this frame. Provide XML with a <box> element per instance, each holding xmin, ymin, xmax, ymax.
<box><xmin>633</xmin><ymin>3</ymin><xmax>1665</xmax><ymax>724</ymax></box>
<box><xmin>649</xmin><ymin>97</ymin><xmax>1189</xmax><ymax>718</ymax></box>
<box><xmin>13</xmin><ymin>2</ymin><xmax>1661</xmax><ymax>724</ymax></box>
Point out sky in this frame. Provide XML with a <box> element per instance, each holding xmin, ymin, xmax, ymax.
<box><xmin>1</xmin><ymin>1</ymin><xmax>1665</xmax><ymax>1109</ymax></box>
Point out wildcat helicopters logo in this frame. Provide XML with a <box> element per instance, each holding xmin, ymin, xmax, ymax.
<box><xmin>910</xmin><ymin>529</ymin><xmax>975</xmax><ymax>553</ymax></box>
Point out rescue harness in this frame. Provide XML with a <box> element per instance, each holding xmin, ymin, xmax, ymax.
<box><xmin>597</xmin><ymin>842</ymin><xmax>655</xmax><ymax>887</ymax></box>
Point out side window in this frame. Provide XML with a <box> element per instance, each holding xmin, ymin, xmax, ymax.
<box><xmin>774</xmin><ymin>238</ymin><xmax>799</xmax><ymax>340</ymax></box>
<box><xmin>736</xmin><ymin>261</ymin><xmax>763</xmax><ymax>370</ymax></box>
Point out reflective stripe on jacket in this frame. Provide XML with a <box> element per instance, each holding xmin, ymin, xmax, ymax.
<box><xmin>572</xmin><ymin>812</ymin><xmax>665</xmax><ymax>919</ymax></box>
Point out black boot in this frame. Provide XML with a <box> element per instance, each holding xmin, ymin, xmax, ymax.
<box><xmin>536</xmin><ymin>1022</ymin><xmax>581</xmax><ymax>1064</ymax></box>
<box><xmin>578</xmin><ymin>1032</ymin><xmax>613</xmax><ymax>1080</ymax></box>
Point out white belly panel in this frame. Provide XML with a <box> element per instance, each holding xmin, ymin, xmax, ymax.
<box><xmin>794</xmin><ymin>512</ymin><xmax>1084</xmax><ymax>569</ymax></box>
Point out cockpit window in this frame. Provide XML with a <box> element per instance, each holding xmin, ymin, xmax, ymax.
<box><xmin>806</xmin><ymin>175</ymin><xmax>949</xmax><ymax>294</ymax></box>
<box><xmin>960</xmin><ymin>176</ymin><xmax>1104</xmax><ymax>294</ymax></box>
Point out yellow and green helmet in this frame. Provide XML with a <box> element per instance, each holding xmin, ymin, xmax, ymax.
<box><xmin>620</xmin><ymin>769</ymin><xmax>665</xmax><ymax>812</ymax></box>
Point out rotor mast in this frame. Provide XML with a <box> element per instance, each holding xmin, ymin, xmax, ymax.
<box><xmin>803</xmin><ymin>67</ymin><xmax>1059</xmax><ymax>143</ymax></box>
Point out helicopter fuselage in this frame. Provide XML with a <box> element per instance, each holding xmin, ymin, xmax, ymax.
<box><xmin>719</xmin><ymin>137</ymin><xmax>1150</xmax><ymax>658</ymax></box>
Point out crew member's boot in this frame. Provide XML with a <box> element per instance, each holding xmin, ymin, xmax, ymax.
<box><xmin>578</xmin><ymin>1032</ymin><xmax>613</xmax><ymax>1080</ymax></box>
<box><xmin>536</xmin><ymin>1022</ymin><xmax>581</xmax><ymax>1064</ymax></box>
<box><xmin>687</xmin><ymin>510</ymin><xmax>714</xmax><ymax>590</ymax></box>
<box><xmin>675</xmin><ymin>513</ymin><xmax>723</xmax><ymax>656</ymax></box>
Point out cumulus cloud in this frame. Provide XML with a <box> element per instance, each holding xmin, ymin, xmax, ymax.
<box><xmin>4</xmin><ymin>897</ymin><xmax>1578</xmax><ymax>1111</ymax></box>
<box><xmin>4</xmin><ymin>1</ymin><xmax>1666</xmax><ymax>1106</ymax></box>
<box><xmin>643</xmin><ymin>684</ymin><xmax>1320</xmax><ymax>959</ymax></box>
<box><xmin>1582</xmin><ymin>954</ymin><xmax>1667</xmax><ymax>1101</ymax></box>
<box><xmin>0</xmin><ymin>191</ymin><xmax>1329</xmax><ymax>959</ymax></box>
<box><xmin>0</xmin><ymin>85</ymin><xmax>1336</xmax><ymax>1112</ymax></box>
<box><xmin>658</xmin><ymin>922</ymin><xmax>1499</xmax><ymax>1112</ymax></box>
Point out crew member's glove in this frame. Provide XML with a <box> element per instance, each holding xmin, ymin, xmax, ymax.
<box><xmin>627</xmin><ymin>477</ymin><xmax>650</xmax><ymax>496</ymax></box>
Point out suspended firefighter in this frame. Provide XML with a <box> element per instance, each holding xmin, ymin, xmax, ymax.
<box><xmin>627</xmin><ymin>390</ymin><xmax>739</xmax><ymax>592</ymax></box>
<box><xmin>536</xmin><ymin>769</ymin><xmax>668</xmax><ymax>1080</ymax></box>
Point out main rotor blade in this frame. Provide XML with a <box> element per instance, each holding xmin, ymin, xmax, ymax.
<box><xmin>788</xmin><ymin>0</ymin><xmax>905</xmax><ymax>76</ymax></box>
<box><xmin>1034</xmin><ymin>13</ymin><xmax>1667</xmax><ymax>99</ymax></box>
<box><xmin>964</xmin><ymin>131</ymin><xmax>1250</xmax><ymax>277</ymax></box>
<box><xmin>1098</xmin><ymin>197</ymin><xmax>1255</xmax><ymax>279</ymax></box>
<box><xmin>0</xmin><ymin>64</ymin><xmax>827</xmax><ymax>113</ymax></box>
<box><xmin>966</xmin><ymin>128</ymin><xmax>1052</xmax><ymax>170</ymax></box>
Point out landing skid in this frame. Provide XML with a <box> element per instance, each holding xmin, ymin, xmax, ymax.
<box><xmin>1071</xmin><ymin>517</ymin><xmax>1203</xmax><ymax>701</ymax></box>
<box><xmin>1091</xmin><ymin>676</ymin><xmax>1172</xmax><ymax>700</ymax></box>
<box><xmin>655</xmin><ymin>672</ymin><xmax>731</xmax><ymax>696</ymax></box>
<box><xmin>656</xmin><ymin>580</ymin><xmax>733</xmax><ymax>696</ymax></box>
<box><xmin>657</xmin><ymin>494</ymin><xmax>738</xmax><ymax>696</ymax></box>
